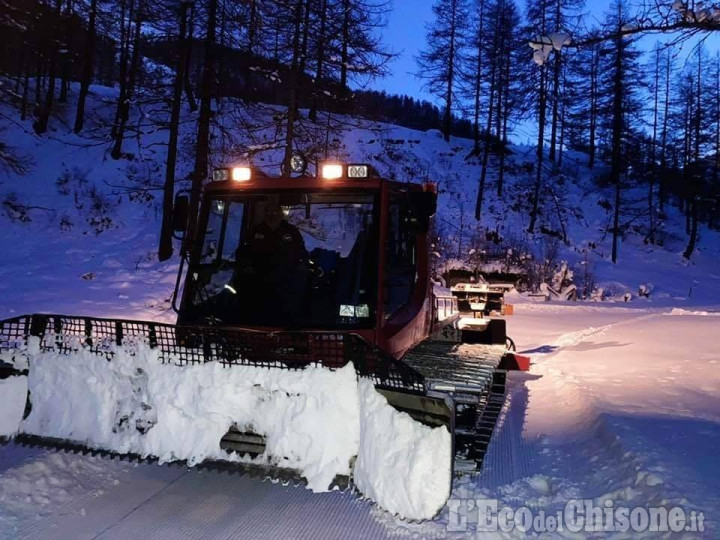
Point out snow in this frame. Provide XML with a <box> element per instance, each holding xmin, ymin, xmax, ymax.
<box><xmin>1</xmin><ymin>303</ymin><xmax>719</xmax><ymax>536</ymax></box>
<box><xmin>19</xmin><ymin>341</ymin><xmax>359</xmax><ymax>490</ymax></box>
<box><xmin>380</xmin><ymin>303</ymin><xmax>720</xmax><ymax>537</ymax></box>
<box><xmin>0</xmin><ymin>376</ymin><xmax>27</xmax><ymax>437</ymax></box>
<box><xmin>668</xmin><ymin>307</ymin><xmax>720</xmax><ymax>316</ymax></box>
<box><xmin>0</xmin><ymin>450</ymin><xmax>132</xmax><ymax>529</ymax></box>
<box><xmin>5</xmin><ymin>339</ymin><xmax>451</xmax><ymax>520</ymax></box>
<box><xmin>354</xmin><ymin>379</ymin><xmax>452</xmax><ymax>521</ymax></box>
<box><xmin>548</xmin><ymin>32</ymin><xmax>571</xmax><ymax>51</ymax></box>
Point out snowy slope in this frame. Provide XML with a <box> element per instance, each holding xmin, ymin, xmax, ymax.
<box><xmin>2</xmin><ymin>83</ymin><xmax>720</xmax><ymax>322</ymax></box>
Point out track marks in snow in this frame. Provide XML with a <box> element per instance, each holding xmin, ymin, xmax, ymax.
<box><xmin>523</xmin><ymin>310</ymin><xmax>656</xmax><ymax>366</ymax></box>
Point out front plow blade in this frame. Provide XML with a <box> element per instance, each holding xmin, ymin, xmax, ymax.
<box><xmin>0</xmin><ymin>314</ymin><xmax>453</xmax><ymax>520</ymax></box>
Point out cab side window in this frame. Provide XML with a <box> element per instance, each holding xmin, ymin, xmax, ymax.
<box><xmin>385</xmin><ymin>198</ymin><xmax>417</xmax><ymax>319</ymax></box>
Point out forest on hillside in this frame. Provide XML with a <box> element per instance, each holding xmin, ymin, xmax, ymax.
<box><xmin>1</xmin><ymin>0</ymin><xmax>719</xmax><ymax>264</ymax></box>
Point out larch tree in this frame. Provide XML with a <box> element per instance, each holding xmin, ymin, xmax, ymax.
<box><xmin>417</xmin><ymin>0</ymin><xmax>469</xmax><ymax>142</ymax></box>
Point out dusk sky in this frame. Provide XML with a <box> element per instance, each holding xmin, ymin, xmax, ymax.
<box><xmin>375</xmin><ymin>0</ymin><xmax>720</xmax><ymax>110</ymax></box>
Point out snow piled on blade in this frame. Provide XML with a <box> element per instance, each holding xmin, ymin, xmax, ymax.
<box><xmin>21</xmin><ymin>341</ymin><xmax>360</xmax><ymax>491</ymax></box>
<box><xmin>0</xmin><ymin>377</ymin><xmax>27</xmax><ymax>437</ymax></box>
<box><xmin>10</xmin><ymin>340</ymin><xmax>451</xmax><ymax>520</ymax></box>
<box><xmin>354</xmin><ymin>380</ymin><xmax>452</xmax><ymax>521</ymax></box>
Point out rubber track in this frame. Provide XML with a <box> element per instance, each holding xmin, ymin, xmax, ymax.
<box><xmin>403</xmin><ymin>341</ymin><xmax>508</xmax><ymax>476</ymax></box>
<box><xmin>402</xmin><ymin>342</ymin><xmax>506</xmax><ymax>391</ymax></box>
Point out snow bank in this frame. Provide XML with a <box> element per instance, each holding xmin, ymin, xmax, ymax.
<box><xmin>668</xmin><ymin>307</ymin><xmax>720</xmax><ymax>317</ymax></box>
<box><xmin>354</xmin><ymin>380</ymin><xmax>452</xmax><ymax>521</ymax></box>
<box><xmin>0</xmin><ymin>451</ymin><xmax>130</xmax><ymax>521</ymax></box>
<box><xmin>15</xmin><ymin>340</ymin><xmax>451</xmax><ymax>520</ymax></box>
<box><xmin>0</xmin><ymin>376</ymin><xmax>27</xmax><ymax>437</ymax></box>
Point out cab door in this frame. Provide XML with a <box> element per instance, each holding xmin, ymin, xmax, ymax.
<box><xmin>378</xmin><ymin>184</ymin><xmax>434</xmax><ymax>358</ymax></box>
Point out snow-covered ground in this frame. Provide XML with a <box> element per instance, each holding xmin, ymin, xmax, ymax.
<box><xmin>2</xmin><ymin>301</ymin><xmax>718</xmax><ymax>538</ymax></box>
<box><xmin>383</xmin><ymin>301</ymin><xmax>720</xmax><ymax>537</ymax></box>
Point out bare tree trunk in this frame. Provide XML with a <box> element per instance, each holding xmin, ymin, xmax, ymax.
<box><xmin>442</xmin><ymin>0</ymin><xmax>458</xmax><ymax>142</ymax></box>
<box><xmin>216</xmin><ymin>1</ymin><xmax>226</xmax><ymax>101</ymax></box>
<box><xmin>645</xmin><ymin>47</ymin><xmax>661</xmax><ymax>243</ymax></box>
<box><xmin>694</xmin><ymin>51</ymin><xmax>702</xmax><ymax>160</ymax></box>
<box><xmin>293</xmin><ymin>0</ymin><xmax>312</xmax><ymax>113</ymax></box>
<box><xmin>475</xmin><ymin>33</ymin><xmax>497</xmax><ymax>220</ymax></box>
<box><xmin>245</xmin><ymin>0</ymin><xmax>258</xmax><ymax>96</ymax></box>
<box><xmin>74</xmin><ymin>0</ymin><xmax>98</xmax><ymax>133</ymax></box>
<box><xmin>339</xmin><ymin>0</ymin><xmax>350</xmax><ymax>108</ymax></box>
<box><xmin>111</xmin><ymin>4</ymin><xmax>143</xmax><ymax>160</ymax></box>
<box><xmin>112</xmin><ymin>0</ymin><xmax>133</xmax><ymax>139</ymax></box>
<box><xmin>659</xmin><ymin>47</ymin><xmax>671</xmax><ymax>210</ymax></box>
<box><xmin>187</xmin><ymin>0</ymin><xmax>218</xmax><ymax>247</ymax></box>
<box><xmin>495</xmin><ymin>46</ymin><xmax>503</xmax><ymax>139</ymax></box>
<box><xmin>651</xmin><ymin>46</ymin><xmax>660</xmax><ymax>165</ymax></box>
<box><xmin>309</xmin><ymin>0</ymin><xmax>328</xmax><ymax>123</ymax></box>
<box><xmin>610</xmin><ymin>30</ymin><xmax>625</xmax><ymax>264</ymax></box>
<box><xmin>529</xmin><ymin>63</ymin><xmax>547</xmax><ymax>233</ymax></box>
<box><xmin>159</xmin><ymin>1</ymin><xmax>191</xmax><ymax>262</ymax></box>
<box><xmin>683</xmin><ymin>194</ymin><xmax>698</xmax><ymax>259</ymax></box>
<box><xmin>588</xmin><ymin>46</ymin><xmax>597</xmax><ymax>169</ymax></box>
<box><xmin>184</xmin><ymin>6</ymin><xmax>197</xmax><ymax>112</ymax></box>
<box><xmin>549</xmin><ymin>51</ymin><xmax>561</xmax><ymax>163</ymax></box>
<box><xmin>471</xmin><ymin>0</ymin><xmax>486</xmax><ymax>154</ymax></box>
<box><xmin>21</xmin><ymin>44</ymin><xmax>30</xmax><ymax>120</ymax></box>
<box><xmin>35</xmin><ymin>0</ymin><xmax>63</xmax><ymax>134</ymax></box>
<box><xmin>558</xmin><ymin>74</ymin><xmax>565</xmax><ymax>167</ymax></box>
<box><xmin>712</xmin><ymin>54</ymin><xmax>720</xmax><ymax>230</ymax></box>
<box><xmin>715</xmin><ymin>53</ymin><xmax>720</xmax><ymax>186</ymax></box>
<box><xmin>497</xmin><ymin>41</ymin><xmax>510</xmax><ymax>197</ymax></box>
<box><xmin>282</xmin><ymin>0</ymin><xmax>304</xmax><ymax>174</ymax></box>
<box><xmin>529</xmin><ymin>2</ymin><xmax>548</xmax><ymax>233</ymax></box>
<box><xmin>14</xmin><ymin>46</ymin><xmax>24</xmax><ymax>95</ymax></box>
<box><xmin>684</xmin><ymin>52</ymin><xmax>703</xmax><ymax>258</ymax></box>
<box><xmin>59</xmin><ymin>0</ymin><xmax>72</xmax><ymax>103</ymax></box>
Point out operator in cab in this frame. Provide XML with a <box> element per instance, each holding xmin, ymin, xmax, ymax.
<box><xmin>249</xmin><ymin>201</ymin><xmax>308</xmax><ymax>324</ymax></box>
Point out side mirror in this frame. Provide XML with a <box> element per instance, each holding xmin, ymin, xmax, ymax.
<box><xmin>173</xmin><ymin>194</ymin><xmax>190</xmax><ymax>234</ymax></box>
<box><xmin>408</xmin><ymin>191</ymin><xmax>437</xmax><ymax>233</ymax></box>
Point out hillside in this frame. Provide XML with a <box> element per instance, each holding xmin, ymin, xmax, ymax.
<box><xmin>2</xmin><ymin>84</ymin><xmax>720</xmax><ymax>538</ymax></box>
<box><xmin>2</xmin><ymin>83</ymin><xmax>720</xmax><ymax>322</ymax></box>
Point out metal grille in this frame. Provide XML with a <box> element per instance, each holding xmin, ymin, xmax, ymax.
<box><xmin>0</xmin><ymin>314</ymin><xmax>425</xmax><ymax>393</ymax></box>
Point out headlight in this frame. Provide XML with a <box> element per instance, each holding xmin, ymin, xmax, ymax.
<box><xmin>232</xmin><ymin>167</ymin><xmax>252</xmax><ymax>182</ymax></box>
<box><xmin>321</xmin><ymin>163</ymin><xmax>344</xmax><ymax>180</ymax></box>
<box><xmin>212</xmin><ymin>168</ymin><xmax>229</xmax><ymax>182</ymax></box>
<box><xmin>290</xmin><ymin>153</ymin><xmax>307</xmax><ymax>174</ymax></box>
<box><xmin>347</xmin><ymin>165</ymin><xmax>368</xmax><ymax>178</ymax></box>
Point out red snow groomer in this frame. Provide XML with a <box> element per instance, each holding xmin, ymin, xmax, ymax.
<box><xmin>0</xmin><ymin>160</ymin><xmax>528</xmax><ymax>519</ymax></box>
